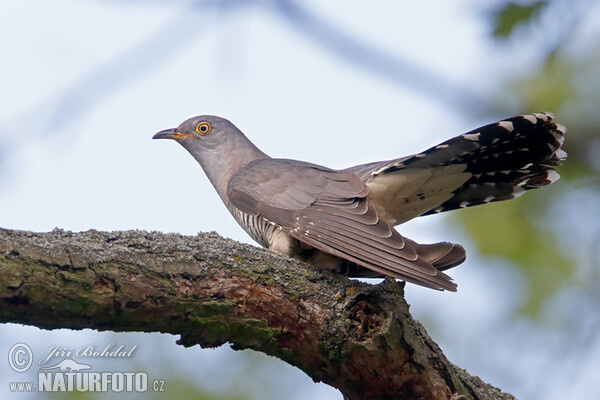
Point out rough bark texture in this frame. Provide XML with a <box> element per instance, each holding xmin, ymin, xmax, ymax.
<box><xmin>0</xmin><ymin>228</ymin><xmax>515</xmax><ymax>400</ymax></box>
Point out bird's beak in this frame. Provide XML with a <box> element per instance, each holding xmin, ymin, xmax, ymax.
<box><xmin>152</xmin><ymin>128</ymin><xmax>192</xmax><ymax>140</ymax></box>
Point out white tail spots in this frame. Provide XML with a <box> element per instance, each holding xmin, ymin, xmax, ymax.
<box><xmin>522</xmin><ymin>114</ymin><xmax>537</xmax><ymax>124</ymax></box>
<box><xmin>497</xmin><ymin>120</ymin><xmax>514</xmax><ymax>132</ymax></box>
<box><xmin>533</xmin><ymin>112</ymin><xmax>551</xmax><ymax>122</ymax></box>
<box><xmin>463</xmin><ymin>133</ymin><xmax>480</xmax><ymax>141</ymax></box>
<box><xmin>556</xmin><ymin>149</ymin><xmax>568</xmax><ymax>160</ymax></box>
<box><xmin>512</xmin><ymin>185</ymin><xmax>527</xmax><ymax>198</ymax></box>
<box><xmin>436</xmin><ymin>144</ymin><xmax>449</xmax><ymax>149</ymax></box>
<box><xmin>552</xmin><ymin>129</ymin><xmax>566</xmax><ymax>144</ymax></box>
<box><xmin>546</xmin><ymin>170</ymin><xmax>560</xmax><ymax>183</ymax></box>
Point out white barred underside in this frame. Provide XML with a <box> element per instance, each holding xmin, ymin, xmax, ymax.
<box><xmin>231</xmin><ymin>208</ymin><xmax>280</xmax><ymax>249</ymax></box>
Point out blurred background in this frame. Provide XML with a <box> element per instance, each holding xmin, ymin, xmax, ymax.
<box><xmin>1</xmin><ymin>0</ymin><xmax>599</xmax><ymax>399</ymax></box>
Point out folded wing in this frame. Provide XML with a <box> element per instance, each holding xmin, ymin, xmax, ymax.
<box><xmin>228</xmin><ymin>159</ymin><xmax>460</xmax><ymax>291</ymax></box>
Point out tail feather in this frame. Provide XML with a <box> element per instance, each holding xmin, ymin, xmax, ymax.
<box><xmin>352</xmin><ymin>113</ymin><xmax>566</xmax><ymax>224</ymax></box>
<box><xmin>338</xmin><ymin>239</ymin><xmax>466</xmax><ymax>278</ymax></box>
<box><xmin>421</xmin><ymin>112</ymin><xmax>566</xmax><ymax>215</ymax></box>
<box><xmin>404</xmin><ymin>238</ymin><xmax>466</xmax><ymax>271</ymax></box>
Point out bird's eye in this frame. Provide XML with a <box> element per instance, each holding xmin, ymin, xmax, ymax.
<box><xmin>196</xmin><ymin>122</ymin><xmax>211</xmax><ymax>135</ymax></box>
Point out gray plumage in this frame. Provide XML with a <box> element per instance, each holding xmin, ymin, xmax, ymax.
<box><xmin>153</xmin><ymin>113</ymin><xmax>566</xmax><ymax>291</ymax></box>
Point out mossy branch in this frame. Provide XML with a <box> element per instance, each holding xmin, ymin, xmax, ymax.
<box><xmin>0</xmin><ymin>228</ymin><xmax>514</xmax><ymax>400</ymax></box>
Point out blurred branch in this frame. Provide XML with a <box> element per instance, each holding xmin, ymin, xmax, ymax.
<box><xmin>0</xmin><ymin>228</ymin><xmax>514</xmax><ymax>400</ymax></box>
<box><xmin>1</xmin><ymin>0</ymin><xmax>500</xmax><ymax>146</ymax></box>
<box><xmin>0</xmin><ymin>1</ymin><xmax>218</xmax><ymax>147</ymax></box>
<box><xmin>271</xmin><ymin>0</ymin><xmax>496</xmax><ymax>114</ymax></box>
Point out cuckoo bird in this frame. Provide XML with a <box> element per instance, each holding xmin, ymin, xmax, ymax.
<box><xmin>153</xmin><ymin>113</ymin><xmax>566</xmax><ymax>291</ymax></box>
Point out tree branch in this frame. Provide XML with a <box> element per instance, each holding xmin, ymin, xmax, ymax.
<box><xmin>0</xmin><ymin>228</ymin><xmax>514</xmax><ymax>400</ymax></box>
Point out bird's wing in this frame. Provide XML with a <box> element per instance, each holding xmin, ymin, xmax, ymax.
<box><xmin>346</xmin><ymin>113</ymin><xmax>566</xmax><ymax>225</ymax></box>
<box><xmin>227</xmin><ymin>158</ymin><xmax>457</xmax><ymax>291</ymax></box>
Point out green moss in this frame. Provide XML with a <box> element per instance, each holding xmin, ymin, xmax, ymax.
<box><xmin>182</xmin><ymin>310</ymin><xmax>303</xmax><ymax>364</ymax></box>
<box><xmin>69</xmin><ymin>296</ymin><xmax>98</xmax><ymax>313</ymax></box>
<box><xmin>189</xmin><ymin>315</ymin><xmax>277</xmax><ymax>347</ymax></box>
<box><xmin>319</xmin><ymin>341</ymin><xmax>342</xmax><ymax>363</ymax></box>
<box><xmin>56</xmin><ymin>269</ymin><xmax>95</xmax><ymax>290</ymax></box>
<box><xmin>191</xmin><ymin>300</ymin><xmax>235</xmax><ymax>318</ymax></box>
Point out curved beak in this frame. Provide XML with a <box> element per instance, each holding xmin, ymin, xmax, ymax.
<box><xmin>152</xmin><ymin>128</ymin><xmax>181</xmax><ymax>140</ymax></box>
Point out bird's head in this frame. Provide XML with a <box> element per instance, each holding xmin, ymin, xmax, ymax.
<box><xmin>153</xmin><ymin>115</ymin><xmax>269</xmax><ymax>201</ymax></box>
<box><xmin>152</xmin><ymin>115</ymin><xmax>236</xmax><ymax>149</ymax></box>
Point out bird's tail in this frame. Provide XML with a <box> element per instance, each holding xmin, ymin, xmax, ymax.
<box><xmin>427</xmin><ymin>113</ymin><xmax>566</xmax><ymax>215</ymax></box>
<box><xmin>404</xmin><ymin>239</ymin><xmax>466</xmax><ymax>271</ymax></box>
<box><xmin>340</xmin><ymin>239</ymin><xmax>466</xmax><ymax>278</ymax></box>
<box><xmin>387</xmin><ymin>112</ymin><xmax>566</xmax><ymax>216</ymax></box>
<box><xmin>347</xmin><ymin>113</ymin><xmax>566</xmax><ymax>224</ymax></box>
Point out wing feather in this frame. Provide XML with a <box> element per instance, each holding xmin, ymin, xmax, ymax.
<box><xmin>228</xmin><ymin>158</ymin><xmax>458</xmax><ymax>291</ymax></box>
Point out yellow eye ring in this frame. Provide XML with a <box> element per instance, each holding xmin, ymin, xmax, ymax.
<box><xmin>196</xmin><ymin>122</ymin><xmax>212</xmax><ymax>135</ymax></box>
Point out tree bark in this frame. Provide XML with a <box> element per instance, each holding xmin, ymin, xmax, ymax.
<box><xmin>0</xmin><ymin>228</ymin><xmax>514</xmax><ymax>400</ymax></box>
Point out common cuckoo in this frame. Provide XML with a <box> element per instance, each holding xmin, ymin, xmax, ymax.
<box><xmin>153</xmin><ymin>113</ymin><xmax>565</xmax><ymax>291</ymax></box>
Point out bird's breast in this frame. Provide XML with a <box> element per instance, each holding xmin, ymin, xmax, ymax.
<box><xmin>230</xmin><ymin>208</ymin><xmax>280</xmax><ymax>250</ymax></box>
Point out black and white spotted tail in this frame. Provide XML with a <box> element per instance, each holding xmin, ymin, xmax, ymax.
<box><xmin>420</xmin><ymin>112</ymin><xmax>566</xmax><ymax>214</ymax></box>
<box><xmin>352</xmin><ymin>112</ymin><xmax>566</xmax><ymax>216</ymax></box>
